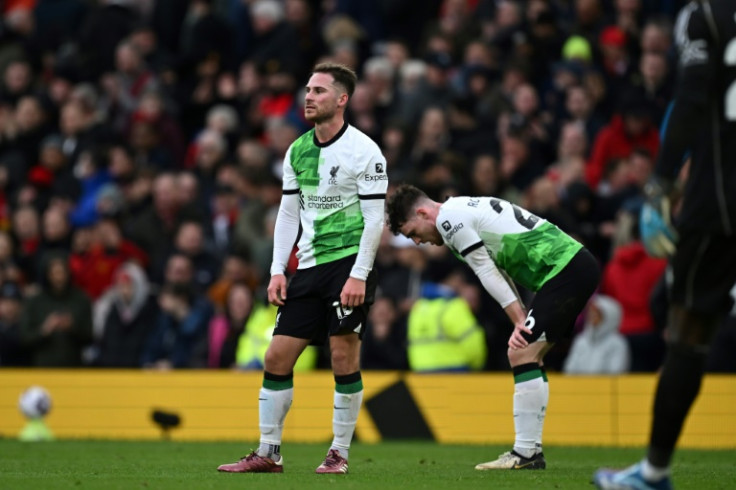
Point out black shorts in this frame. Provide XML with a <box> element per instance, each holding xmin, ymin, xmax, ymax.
<box><xmin>523</xmin><ymin>248</ymin><xmax>600</xmax><ymax>344</ymax></box>
<box><xmin>670</xmin><ymin>231</ymin><xmax>736</xmax><ymax>314</ymax></box>
<box><xmin>273</xmin><ymin>254</ymin><xmax>378</xmax><ymax>345</ymax></box>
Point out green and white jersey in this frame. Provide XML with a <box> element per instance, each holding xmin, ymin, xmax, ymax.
<box><xmin>436</xmin><ymin>196</ymin><xmax>582</xmax><ymax>292</ymax></box>
<box><xmin>279</xmin><ymin>122</ymin><xmax>388</xmax><ymax>270</ymax></box>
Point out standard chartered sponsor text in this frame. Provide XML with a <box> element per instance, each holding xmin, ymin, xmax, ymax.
<box><xmin>308</xmin><ymin>194</ymin><xmax>344</xmax><ymax>209</ymax></box>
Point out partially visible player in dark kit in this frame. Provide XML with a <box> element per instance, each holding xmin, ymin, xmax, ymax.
<box><xmin>596</xmin><ymin>1</ymin><xmax>736</xmax><ymax>488</ymax></box>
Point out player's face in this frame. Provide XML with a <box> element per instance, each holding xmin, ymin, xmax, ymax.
<box><xmin>400</xmin><ymin>215</ymin><xmax>443</xmax><ymax>246</ymax></box>
<box><xmin>304</xmin><ymin>72</ymin><xmax>346</xmax><ymax>123</ymax></box>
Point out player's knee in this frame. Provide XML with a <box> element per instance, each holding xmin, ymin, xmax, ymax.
<box><xmin>668</xmin><ymin>305</ymin><xmax>719</xmax><ymax>346</ymax></box>
<box><xmin>507</xmin><ymin>346</ymin><xmax>532</xmax><ymax>366</ymax></box>
<box><xmin>330</xmin><ymin>347</ymin><xmax>350</xmax><ymax>370</ymax></box>
<box><xmin>264</xmin><ymin>346</ymin><xmax>292</xmax><ymax>374</ymax></box>
<box><xmin>330</xmin><ymin>344</ymin><xmax>358</xmax><ymax>373</ymax></box>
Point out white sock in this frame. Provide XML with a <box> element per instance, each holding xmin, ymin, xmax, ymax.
<box><xmin>535</xmin><ymin>379</ymin><xmax>549</xmax><ymax>453</ymax></box>
<box><xmin>513</xmin><ymin>376</ymin><xmax>545</xmax><ymax>459</ymax></box>
<box><xmin>331</xmin><ymin>389</ymin><xmax>363</xmax><ymax>460</ymax></box>
<box><xmin>642</xmin><ymin>459</ymin><xmax>670</xmax><ymax>481</ymax></box>
<box><xmin>257</xmin><ymin>387</ymin><xmax>293</xmax><ymax>457</ymax></box>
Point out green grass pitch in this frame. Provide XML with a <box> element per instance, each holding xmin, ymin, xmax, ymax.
<box><xmin>1</xmin><ymin>440</ymin><xmax>734</xmax><ymax>489</ymax></box>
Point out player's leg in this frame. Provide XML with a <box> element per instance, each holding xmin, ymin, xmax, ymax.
<box><xmin>538</xmin><ymin>365</ymin><xmax>549</xmax><ymax>451</ymax></box>
<box><xmin>217</xmin><ymin>334</ymin><xmax>310</xmax><ymax>473</ymax></box>
<box><xmin>592</xmin><ymin>307</ymin><xmax>716</xmax><ymax>490</ymax></box>
<box><xmin>316</xmin><ymin>332</ymin><xmax>362</xmax><ymax>474</ymax></box>
<box><xmin>477</xmin><ymin>248</ymin><xmax>599</xmax><ymax>471</ymax></box>
<box><xmin>510</xmin><ymin>342</ymin><xmax>553</xmax><ymax>460</ymax></box>
<box><xmin>218</xmin><ymin>268</ymin><xmax>321</xmax><ymax>473</ymax></box>
<box><xmin>257</xmin><ymin>335</ymin><xmax>312</xmax><ymax>458</ymax></box>
<box><xmin>316</xmin><ymin>255</ymin><xmax>376</xmax><ymax>474</ymax></box>
<box><xmin>646</xmin><ymin>306</ymin><xmax>717</xmax><ymax>468</ymax></box>
<box><xmin>595</xmin><ymin>233</ymin><xmax>736</xmax><ymax>489</ymax></box>
<box><xmin>475</xmin><ymin>340</ymin><xmax>551</xmax><ymax>470</ymax></box>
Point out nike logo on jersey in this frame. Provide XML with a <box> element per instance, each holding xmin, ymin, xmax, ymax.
<box><xmin>296</xmin><ymin>169</ymin><xmax>307</xmax><ymax>175</ymax></box>
<box><xmin>334</xmin><ymin>405</ymin><xmax>349</xmax><ymax>410</ymax></box>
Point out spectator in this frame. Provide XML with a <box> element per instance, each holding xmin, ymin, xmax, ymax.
<box><xmin>601</xmin><ymin>214</ymin><xmax>667</xmax><ymax>371</ymax></box>
<box><xmin>125</xmin><ymin>172</ymin><xmax>196</xmax><ymax>274</ymax></box>
<box><xmin>168</xmin><ymin>220</ymin><xmax>220</xmax><ymax>292</ymax></box>
<box><xmin>0</xmin><ymin>231</ymin><xmax>22</xmax><ymax>283</ymax></box>
<box><xmin>142</xmin><ymin>282</ymin><xmax>213</xmax><ymax>369</ymax></box>
<box><xmin>564</xmin><ymin>295</ymin><xmax>630</xmax><ymax>375</ymax></box>
<box><xmin>248</xmin><ymin>0</ymin><xmax>300</xmax><ymax>77</ymax></box>
<box><xmin>407</xmin><ymin>295</ymin><xmax>486</xmax><ymax>372</ymax></box>
<box><xmin>585</xmin><ymin>90</ymin><xmax>660</xmax><ymax>190</ymax></box>
<box><xmin>0</xmin><ymin>281</ymin><xmax>29</xmax><ymax>365</ymax></box>
<box><xmin>162</xmin><ymin>253</ymin><xmax>194</xmax><ymax>288</ymax></box>
<box><xmin>27</xmin><ymin>134</ymin><xmax>80</xmax><ymax>209</ymax></box>
<box><xmin>67</xmin><ymin>148</ymin><xmax>114</xmax><ymax>228</ymax></box>
<box><xmin>76</xmin><ymin>0</ymin><xmax>138</xmax><ymax>80</ymax></box>
<box><xmin>206</xmin><ymin>251</ymin><xmax>259</xmax><ymax>312</ymax></box>
<box><xmin>10</xmin><ymin>204</ymin><xmax>41</xmax><ymax>282</ymax></box>
<box><xmin>3</xmin><ymin>95</ymin><xmax>50</xmax><ymax>173</ymax></box>
<box><xmin>20</xmin><ymin>252</ymin><xmax>93</xmax><ymax>366</ymax></box>
<box><xmin>361</xmin><ymin>296</ymin><xmax>408</xmax><ymax>370</ymax></box>
<box><xmin>93</xmin><ymin>261</ymin><xmax>158</xmax><ymax>367</ymax></box>
<box><xmin>564</xmin><ymin>84</ymin><xmax>606</xmax><ymax>151</ymax></box>
<box><xmin>70</xmin><ymin>216</ymin><xmax>148</xmax><ymax>300</ymax></box>
<box><xmin>207</xmin><ymin>281</ymin><xmax>251</xmax><ymax>368</ymax></box>
<box><xmin>36</xmin><ymin>206</ymin><xmax>72</xmax><ymax>273</ymax></box>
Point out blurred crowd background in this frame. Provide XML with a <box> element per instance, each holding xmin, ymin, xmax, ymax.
<box><xmin>0</xmin><ymin>0</ymin><xmax>734</xmax><ymax>373</ymax></box>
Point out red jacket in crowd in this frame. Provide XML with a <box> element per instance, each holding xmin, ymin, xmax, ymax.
<box><xmin>601</xmin><ymin>241</ymin><xmax>667</xmax><ymax>336</ymax></box>
<box><xmin>70</xmin><ymin>241</ymin><xmax>148</xmax><ymax>299</ymax></box>
<box><xmin>585</xmin><ymin>115</ymin><xmax>660</xmax><ymax>189</ymax></box>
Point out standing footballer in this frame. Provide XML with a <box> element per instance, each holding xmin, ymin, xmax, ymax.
<box><xmin>386</xmin><ymin>184</ymin><xmax>599</xmax><ymax>470</ymax></box>
<box><xmin>595</xmin><ymin>1</ymin><xmax>736</xmax><ymax>488</ymax></box>
<box><xmin>218</xmin><ymin>63</ymin><xmax>387</xmax><ymax>474</ymax></box>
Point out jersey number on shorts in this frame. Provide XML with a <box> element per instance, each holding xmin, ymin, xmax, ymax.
<box><xmin>524</xmin><ymin>309</ymin><xmax>536</xmax><ymax>331</ymax></box>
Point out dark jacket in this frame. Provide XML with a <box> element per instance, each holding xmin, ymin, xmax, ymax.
<box><xmin>20</xmin><ymin>255</ymin><xmax>93</xmax><ymax>366</ymax></box>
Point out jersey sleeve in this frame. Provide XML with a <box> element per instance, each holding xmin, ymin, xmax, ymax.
<box><xmin>351</xmin><ymin>140</ymin><xmax>387</xmax><ymax>280</ymax></box>
<box><xmin>281</xmin><ymin>145</ymin><xmax>299</xmax><ymax>192</ymax></box>
<box><xmin>270</xmin><ymin>144</ymin><xmax>300</xmax><ymax>276</ymax></box>
<box><xmin>355</xmin><ymin>142</ymin><xmax>388</xmax><ymax>198</ymax></box>
<box><xmin>436</xmin><ymin>207</ymin><xmax>483</xmax><ymax>257</ymax></box>
<box><xmin>656</xmin><ymin>2</ymin><xmax>716</xmax><ymax>180</ymax></box>
<box><xmin>463</xmin><ymin>246</ymin><xmax>519</xmax><ymax>307</ymax></box>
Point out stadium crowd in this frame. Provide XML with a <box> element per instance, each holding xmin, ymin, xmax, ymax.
<box><xmin>0</xmin><ymin>0</ymin><xmax>734</xmax><ymax>372</ymax></box>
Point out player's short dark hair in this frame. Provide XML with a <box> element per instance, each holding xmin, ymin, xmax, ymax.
<box><xmin>386</xmin><ymin>184</ymin><xmax>429</xmax><ymax>235</ymax></box>
<box><xmin>312</xmin><ymin>62</ymin><xmax>357</xmax><ymax>98</ymax></box>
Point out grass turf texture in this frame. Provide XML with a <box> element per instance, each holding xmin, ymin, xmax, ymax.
<box><xmin>1</xmin><ymin>440</ymin><xmax>734</xmax><ymax>489</ymax></box>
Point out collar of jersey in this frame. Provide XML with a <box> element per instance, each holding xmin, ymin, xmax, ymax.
<box><xmin>313</xmin><ymin>120</ymin><xmax>349</xmax><ymax>148</ymax></box>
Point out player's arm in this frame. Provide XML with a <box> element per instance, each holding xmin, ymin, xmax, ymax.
<box><xmin>463</xmin><ymin>247</ymin><xmax>531</xmax><ymax>349</ymax></box>
<box><xmin>641</xmin><ymin>3</ymin><xmax>716</xmax><ymax>257</ymax></box>
<box><xmin>341</xmin><ymin>150</ymin><xmax>388</xmax><ymax>307</ymax></box>
<box><xmin>268</xmin><ymin>148</ymin><xmax>300</xmax><ymax>306</ymax></box>
<box><xmin>655</xmin><ymin>3</ymin><xmax>714</xmax><ymax>182</ymax></box>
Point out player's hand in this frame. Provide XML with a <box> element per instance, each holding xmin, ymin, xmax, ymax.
<box><xmin>267</xmin><ymin>274</ymin><xmax>288</xmax><ymax>306</ymax></box>
<box><xmin>640</xmin><ymin>178</ymin><xmax>679</xmax><ymax>258</ymax></box>
<box><xmin>508</xmin><ymin>321</ymin><xmax>532</xmax><ymax>350</ymax></box>
<box><xmin>340</xmin><ymin>277</ymin><xmax>366</xmax><ymax>308</ymax></box>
